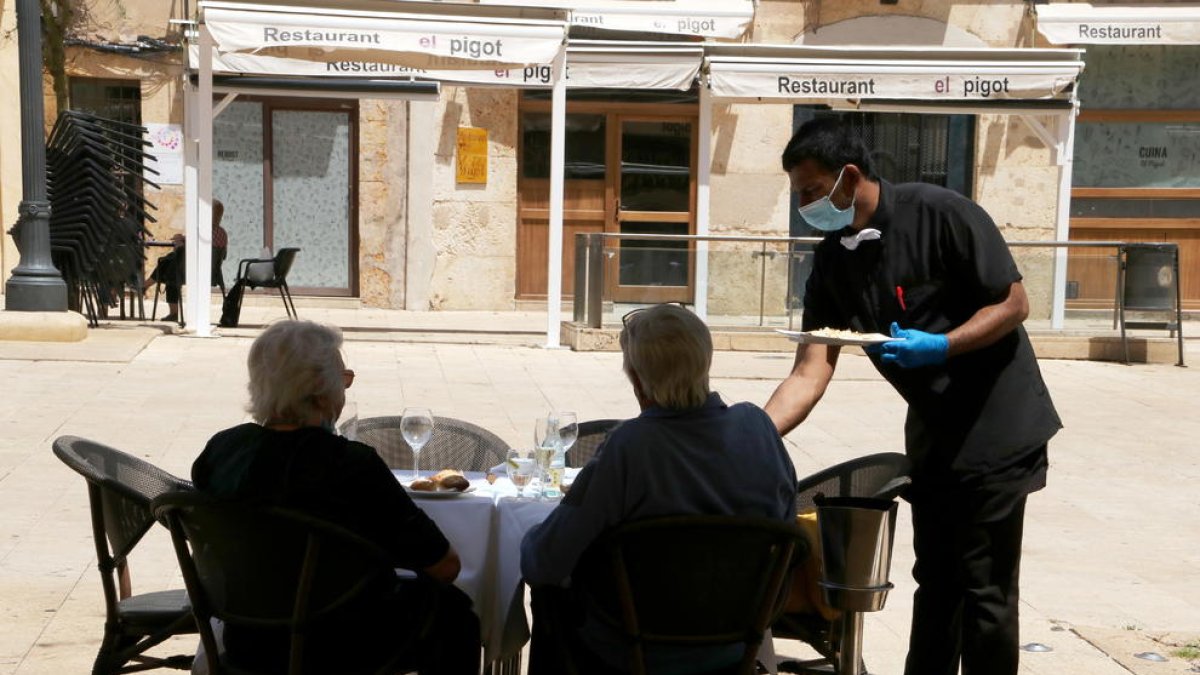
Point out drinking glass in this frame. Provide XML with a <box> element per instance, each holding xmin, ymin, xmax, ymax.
<box><xmin>506</xmin><ymin>448</ymin><xmax>536</xmax><ymax>499</ymax></box>
<box><xmin>534</xmin><ymin>416</ymin><xmax>563</xmax><ymax>499</ymax></box>
<box><xmin>555</xmin><ymin>411</ymin><xmax>578</xmax><ymax>457</ymax></box>
<box><xmin>401</xmin><ymin>407</ymin><xmax>434</xmax><ymax>481</ymax></box>
<box><xmin>337</xmin><ymin>399</ymin><xmax>358</xmax><ymax>441</ymax></box>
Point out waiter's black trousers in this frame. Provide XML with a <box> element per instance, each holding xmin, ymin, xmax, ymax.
<box><xmin>904</xmin><ymin>491</ymin><xmax>1027</xmax><ymax>675</ymax></box>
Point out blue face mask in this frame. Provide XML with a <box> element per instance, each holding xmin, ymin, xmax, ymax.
<box><xmin>797</xmin><ymin>167</ymin><xmax>855</xmax><ymax>232</ymax></box>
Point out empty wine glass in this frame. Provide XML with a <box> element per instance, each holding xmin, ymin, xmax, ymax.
<box><xmin>401</xmin><ymin>407</ymin><xmax>434</xmax><ymax>482</ymax></box>
<box><xmin>555</xmin><ymin>411</ymin><xmax>578</xmax><ymax>458</ymax></box>
<box><xmin>337</xmin><ymin>399</ymin><xmax>358</xmax><ymax>441</ymax></box>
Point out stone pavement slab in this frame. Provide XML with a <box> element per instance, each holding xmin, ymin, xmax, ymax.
<box><xmin>1</xmin><ymin>320</ymin><xmax>1198</xmax><ymax>674</ymax></box>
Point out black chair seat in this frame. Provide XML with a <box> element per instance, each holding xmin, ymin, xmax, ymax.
<box><xmin>118</xmin><ymin>588</ymin><xmax>192</xmax><ymax>624</ymax></box>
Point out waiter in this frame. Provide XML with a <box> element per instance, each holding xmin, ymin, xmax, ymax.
<box><xmin>765</xmin><ymin>118</ymin><xmax>1061</xmax><ymax>675</ymax></box>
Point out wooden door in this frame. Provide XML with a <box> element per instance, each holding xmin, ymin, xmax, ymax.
<box><xmin>607</xmin><ymin>116</ymin><xmax>696</xmax><ymax>304</ymax></box>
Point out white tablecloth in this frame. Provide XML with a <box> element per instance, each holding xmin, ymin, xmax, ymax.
<box><xmin>395</xmin><ymin>471</ymin><xmax>556</xmax><ymax>663</ymax></box>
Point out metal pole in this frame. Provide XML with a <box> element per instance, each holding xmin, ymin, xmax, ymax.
<box><xmin>587</xmin><ymin>233</ymin><xmax>603</xmax><ymax>329</ymax></box>
<box><xmin>4</xmin><ymin>0</ymin><xmax>68</xmax><ymax>311</ymax></box>
<box><xmin>573</xmin><ymin>233</ymin><xmax>586</xmax><ymax>323</ymax></box>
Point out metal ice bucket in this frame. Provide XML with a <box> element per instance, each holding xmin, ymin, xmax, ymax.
<box><xmin>815</xmin><ymin>496</ymin><xmax>898</xmax><ymax>612</ymax></box>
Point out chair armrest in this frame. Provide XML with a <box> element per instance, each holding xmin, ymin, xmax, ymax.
<box><xmin>236</xmin><ymin>257</ymin><xmax>274</xmax><ymax>280</ymax></box>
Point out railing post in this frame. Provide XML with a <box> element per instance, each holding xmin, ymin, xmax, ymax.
<box><xmin>587</xmin><ymin>233</ymin><xmax>604</xmax><ymax>329</ymax></box>
<box><xmin>573</xmin><ymin>233</ymin><xmax>587</xmax><ymax>323</ymax></box>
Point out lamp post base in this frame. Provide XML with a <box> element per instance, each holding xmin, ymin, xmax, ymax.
<box><xmin>0</xmin><ymin>307</ymin><xmax>87</xmax><ymax>342</ymax></box>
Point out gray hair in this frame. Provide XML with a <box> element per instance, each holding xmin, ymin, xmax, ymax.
<box><xmin>246</xmin><ymin>320</ymin><xmax>345</xmax><ymax>425</ymax></box>
<box><xmin>619</xmin><ymin>304</ymin><xmax>712</xmax><ymax>410</ymax></box>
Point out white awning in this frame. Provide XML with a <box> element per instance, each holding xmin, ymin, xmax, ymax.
<box><xmin>200</xmin><ymin>0</ymin><xmax>569</xmax><ymax>69</ymax></box>
<box><xmin>704</xmin><ymin>45</ymin><xmax>1083</xmax><ymax>103</ymax></box>
<box><xmin>192</xmin><ymin>41</ymin><xmax>702</xmax><ymax>90</ymax></box>
<box><xmin>480</xmin><ymin>0</ymin><xmax>753</xmax><ymax>39</ymax></box>
<box><xmin>1036</xmin><ymin>3</ymin><xmax>1200</xmax><ymax>45</ymax></box>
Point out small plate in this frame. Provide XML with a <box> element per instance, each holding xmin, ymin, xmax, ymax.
<box><xmin>776</xmin><ymin>329</ymin><xmax>893</xmax><ymax>347</ymax></box>
<box><xmin>404</xmin><ymin>484</ymin><xmax>478</xmax><ymax>499</ymax></box>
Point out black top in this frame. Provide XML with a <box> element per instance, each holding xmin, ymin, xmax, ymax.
<box><xmin>802</xmin><ymin>180</ymin><xmax>1062</xmax><ymax>491</ymax></box>
<box><xmin>193</xmin><ymin>423</ymin><xmax>450</xmax><ymax>571</ymax></box>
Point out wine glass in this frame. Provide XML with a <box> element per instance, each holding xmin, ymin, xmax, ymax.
<box><xmin>337</xmin><ymin>399</ymin><xmax>358</xmax><ymax>441</ymax></box>
<box><xmin>401</xmin><ymin>407</ymin><xmax>434</xmax><ymax>482</ymax></box>
<box><xmin>555</xmin><ymin>411</ymin><xmax>578</xmax><ymax>458</ymax></box>
<box><xmin>506</xmin><ymin>448</ymin><xmax>536</xmax><ymax>499</ymax></box>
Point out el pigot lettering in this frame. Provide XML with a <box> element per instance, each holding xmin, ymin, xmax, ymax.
<box><xmin>933</xmin><ymin>76</ymin><xmax>1011</xmax><ymax>98</ymax></box>
<box><xmin>417</xmin><ymin>34</ymin><xmax>505</xmax><ymax>59</ymax></box>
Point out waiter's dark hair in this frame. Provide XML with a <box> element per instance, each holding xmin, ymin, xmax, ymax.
<box><xmin>781</xmin><ymin>117</ymin><xmax>879</xmax><ymax>180</ymax></box>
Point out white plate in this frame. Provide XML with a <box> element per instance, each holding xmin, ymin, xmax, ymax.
<box><xmin>776</xmin><ymin>329</ymin><xmax>894</xmax><ymax>347</ymax></box>
<box><xmin>403</xmin><ymin>484</ymin><xmax>478</xmax><ymax>499</ymax></box>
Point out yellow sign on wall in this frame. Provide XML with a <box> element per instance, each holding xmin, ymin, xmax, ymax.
<box><xmin>456</xmin><ymin>127</ymin><xmax>488</xmax><ymax>184</ymax></box>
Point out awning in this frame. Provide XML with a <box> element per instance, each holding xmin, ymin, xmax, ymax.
<box><xmin>201</xmin><ymin>0</ymin><xmax>569</xmax><ymax>69</ymax></box>
<box><xmin>704</xmin><ymin>45</ymin><xmax>1083</xmax><ymax>103</ymax></box>
<box><xmin>191</xmin><ymin>40</ymin><xmax>702</xmax><ymax>90</ymax></box>
<box><xmin>1036</xmin><ymin>3</ymin><xmax>1200</xmax><ymax>45</ymax></box>
<box><xmin>480</xmin><ymin>0</ymin><xmax>754</xmax><ymax>39</ymax></box>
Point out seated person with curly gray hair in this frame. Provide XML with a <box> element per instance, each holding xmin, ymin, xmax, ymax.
<box><xmin>192</xmin><ymin>320</ymin><xmax>480</xmax><ymax>675</ymax></box>
<box><xmin>521</xmin><ymin>303</ymin><xmax>799</xmax><ymax>674</ymax></box>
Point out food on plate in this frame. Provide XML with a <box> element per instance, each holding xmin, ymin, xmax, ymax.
<box><xmin>438</xmin><ymin>474</ymin><xmax>470</xmax><ymax>492</ymax></box>
<box><xmin>409</xmin><ymin>478</ymin><xmax>437</xmax><ymax>491</ymax></box>
<box><xmin>809</xmin><ymin>327</ymin><xmax>871</xmax><ymax>339</ymax></box>
<box><xmin>431</xmin><ymin>469</ymin><xmax>470</xmax><ymax>492</ymax></box>
<box><xmin>485</xmin><ymin>472</ymin><xmax>498</xmax><ymax>485</ymax></box>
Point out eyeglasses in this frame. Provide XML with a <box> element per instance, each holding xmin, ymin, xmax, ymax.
<box><xmin>342</xmin><ymin>369</ymin><xmax>355</xmax><ymax>389</ymax></box>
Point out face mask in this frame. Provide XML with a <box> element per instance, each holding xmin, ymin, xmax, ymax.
<box><xmin>797</xmin><ymin>167</ymin><xmax>855</xmax><ymax>232</ymax></box>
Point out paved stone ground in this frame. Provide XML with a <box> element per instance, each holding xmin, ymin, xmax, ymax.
<box><xmin>1</xmin><ymin>309</ymin><xmax>1198</xmax><ymax>674</ymax></box>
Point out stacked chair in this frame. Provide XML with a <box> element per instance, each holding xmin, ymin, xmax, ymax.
<box><xmin>45</xmin><ymin>110</ymin><xmax>158</xmax><ymax>326</ymax></box>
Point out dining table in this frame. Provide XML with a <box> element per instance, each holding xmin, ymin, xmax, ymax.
<box><xmin>394</xmin><ymin>470</ymin><xmax>571</xmax><ymax>669</ymax></box>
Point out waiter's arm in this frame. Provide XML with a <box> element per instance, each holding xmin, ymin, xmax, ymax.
<box><xmin>946</xmin><ymin>281</ymin><xmax>1029</xmax><ymax>357</ymax></box>
<box><xmin>765</xmin><ymin>343</ymin><xmax>840</xmax><ymax>436</ymax></box>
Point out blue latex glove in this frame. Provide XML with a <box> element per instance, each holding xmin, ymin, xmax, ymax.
<box><xmin>878</xmin><ymin>321</ymin><xmax>949</xmax><ymax>368</ymax></box>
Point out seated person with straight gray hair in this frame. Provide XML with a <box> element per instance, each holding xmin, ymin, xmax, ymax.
<box><xmin>521</xmin><ymin>303</ymin><xmax>799</xmax><ymax>674</ymax></box>
<box><xmin>192</xmin><ymin>319</ymin><xmax>480</xmax><ymax>675</ymax></box>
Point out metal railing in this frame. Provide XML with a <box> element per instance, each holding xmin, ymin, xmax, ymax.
<box><xmin>570</xmin><ymin>232</ymin><xmax>1184</xmax><ymax>365</ymax></box>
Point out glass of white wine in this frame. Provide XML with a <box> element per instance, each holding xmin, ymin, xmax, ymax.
<box><xmin>534</xmin><ymin>416</ymin><xmax>563</xmax><ymax>499</ymax></box>
<box><xmin>400</xmin><ymin>407</ymin><xmax>434</xmax><ymax>482</ymax></box>
<box><xmin>506</xmin><ymin>448</ymin><xmax>536</xmax><ymax>499</ymax></box>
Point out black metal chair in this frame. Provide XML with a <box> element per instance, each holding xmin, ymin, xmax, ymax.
<box><xmin>51</xmin><ymin>436</ymin><xmax>196</xmax><ymax>675</ymax></box>
<box><xmin>775</xmin><ymin>452</ymin><xmax>911</xmax><ymax>675</ymax></box>
<box><xmin>153</xmin><ymin>491</ymin><xmax>431</xmax><ymax>675</ymax></box>
<box><xmin>546</xmin><ymin>515</ymin><xmax>808</xmax><ymax>675</ymax></box>
<box><xmin>232</xmin><ymin>247</ymin><xmax>301</xmax><ymax>320</ymax></box>
<box><xmin>353</xmin><ymin>415</ymin><xmax>508</xmax><ymax>473</ymax></box>
<box><xmin>566</xmin><ymin>419</ymin><xmax>623</xmax><ymax>468</ymax></box>
<box><xmin>149</xmin><ymin>244</ymin><xmax>227</xmax><ymax>325</ymax></box>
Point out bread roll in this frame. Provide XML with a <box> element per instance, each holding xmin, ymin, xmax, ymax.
<box><xmin>409</xmin><ymin>478</ymin><xmax>437</xmax><ymax>492</ymax></box>
<box><xmin>438</xmin><ymin>474</ymin><xmax>470</xmax><ymax>492</ymax></box>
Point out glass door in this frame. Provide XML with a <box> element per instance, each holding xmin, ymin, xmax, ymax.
<box><xmin>609</xmin><ymin>118</ymin><xmax>695</xmax><ymax>303</ymax></box>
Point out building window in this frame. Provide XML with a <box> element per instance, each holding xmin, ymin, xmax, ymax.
<box><xmin>69</xmin><ymin>77</ymin><xmax>142</xmax><ymax>124</ymax></box>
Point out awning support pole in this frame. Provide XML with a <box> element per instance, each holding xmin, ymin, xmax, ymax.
<box><xmin>695</xmin><ymin>82</ymin><xmax>712</xmax><ymax>321</ymax></box>
<box><xmin>1019</xmin><ymin>114</ymin><xmax>1064</xmax><ymax>163</ymax></box>
<box><xmin>1050</xmin><ymin>102</ymin><xmax>1079</xmax><ymax>330</ymax></box>
<box><xmin>212</xmin><ymin>92</ymin><xmax>238</xmax><ymax>119</ymax></box>
<box><xmin>186</xmin><ymin>24</ymin><xmax>215</xmax><ymax>336</ymax></box>
<box><xmin>545</xmin><ymin>47</ymin><xmax>567</xmax><ymax>348</ymax></box>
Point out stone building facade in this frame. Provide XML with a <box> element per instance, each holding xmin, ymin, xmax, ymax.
<box><xmin>1</xmin><ymin>0</ymin><xmax>1089</xmax><ymax>320</ymax></box>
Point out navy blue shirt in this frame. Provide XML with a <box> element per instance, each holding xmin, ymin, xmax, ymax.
<box><xmin>802</xmin><ymin>180</ymin><xmax>1061</xmax><ymax>491</ymax></box>
<box><xmin>521</xmin><ymin>393</ymin><xmax>797</xmax><ymax>586</ymax></box>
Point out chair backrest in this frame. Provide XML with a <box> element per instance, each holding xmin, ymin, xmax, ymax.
<box><xmin>566</xmin><ymin>418</ymin><xmax>623</xmax><ymax>468</ymax></box>
<box><xmin>573</xmin><ymin>515</ymin><xmax>808</xmax><ymax>675</ymax></box>
<box><xmin>153</xmin><ymin>491</ymin><xmax>410</xmax><ymax>675</ymax></box>
<box><xmin>354</xmin><ymin>415</ymin><xmax>508</xmax><ymax>472</ymax></box>
<box><xmin>794</xmin><ymin>452</ymin><xmax>911</xmax><ymax>514</ymax></box>
<box><xmin>51</xmin><ymin>436</ymin><xmax>192</xmax><ymax>607</ymax></box>
<box><xmin>273</xmin><ymin>248</ymin><xmax>301</xmax><ymax>281</ymax></box>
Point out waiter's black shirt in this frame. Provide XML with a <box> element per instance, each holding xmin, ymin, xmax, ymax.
<box><xmin>802</xmin><ymin>180</ymin><xmax>1062</xmax><ymax>491</ymax></box>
